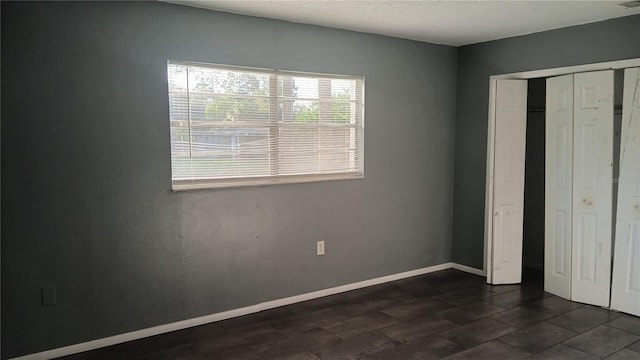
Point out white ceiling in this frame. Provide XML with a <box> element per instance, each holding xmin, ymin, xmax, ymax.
<box><xmin>165</xmin><ymin>0</ymin><xmax>640</xmax><ymax>46</ymax></box>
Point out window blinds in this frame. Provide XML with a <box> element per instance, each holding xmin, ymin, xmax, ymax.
<box><xmin>167</xmin><ymin>61</ymin><xmax>364</xmax><ymax>189</ymax></box>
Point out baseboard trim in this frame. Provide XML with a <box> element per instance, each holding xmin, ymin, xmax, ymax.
<box><xmin>10</xmin><ymin>262</ymin><xmax>482</xmax><ymax>360</ymax></box>
<box><xmin>451</xmin><ymin>263</ymin><xmax>486</xmax><ymax>276</ymax></box>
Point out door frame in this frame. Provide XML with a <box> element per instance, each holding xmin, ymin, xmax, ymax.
<box><xmin>484</xmin><ymin>58</ymin><xmax>640</xmax><ymax>283</ymax></box>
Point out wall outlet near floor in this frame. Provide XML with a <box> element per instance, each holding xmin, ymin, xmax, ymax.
<box><xmin>317</xmin><ymin>240</ymin><xmax>325</xmax><ymax>256</ymax></box>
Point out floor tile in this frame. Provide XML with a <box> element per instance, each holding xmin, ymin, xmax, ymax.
<box><xmin>433</xmin><ymin>278</ymin><xmax>484</xmax><ymax>292</ymax></box>
<box><xmin>436</xmin><ymin>302</ymin><xmax>507</xmax><ymax>324</ymax></box>
<box><xmin>363</xmin><ymin>336</ymin><xmax>463</xmax><ymax>360</ymax></box>
<box><xmin>272</xmin><ymin>352</ymin><xmax>321</xmax><ymax>360</ymax></box>
<box><xmin>183</xmin><ymin>322</ymin><xmax>228</xmax><ymax>339</ymax></box>
<box><xmin>194</xmin><ymin>323</ymin><xmax>280</xmax><ymax>353</ymax></box>
<box><xmin>422</xmin><ymin>269</ymin><xmax>472</xmax><ymax>284</ymax></box>
<box><xmin>286</xmin><ymin>294</ymin><xmax>348</xmax><ymax>315</ymax></box>
<box><xmin>532</xmin><ymin>295</ymin><xmax>584</xmax><ymax>313</ymax></box>
<box><xmin>335</xmin><ymin>297</ymin><xmax>402</xmax><ymax>317</ymax></box>
<box><xmin>137</xmin><ymin>326</ymin><xmax>214</xmax><ymax>354</ymax></box>
<box><xmin>380</xmin><ymin>299</ymin><xmax>451</xmax><ymax>320</ymax></box>
<box><xmin>604</xmin><ymin>348</ymin><xmax>640</xmax><ymax>360</ymax></box>
<box><xmin>322</xmin><ymin>312</ymin><xmax>401</xmax><ymax>339</ymax></box>
<box><xmin>527</xmin><ymin>344</ymin><xmax>598</xmax><ymax>360</ymax></box>
<box><xmin>628</xmin><ymin>339</ymin><xmax>640</xmax><ymax>352</ymax></box>
<box><xmin>548</xmin><ymin>306</ymin><xmax>622</xmax><ymax>333</ymax></box>
<box><xmin>341</xmin><ymin>283</ymin><xmax>409</xmax><ymax>303</ymax></box>
<box><xmin>198</xmin><ymin>346</ymin><xmax>262</xmax><ymax>360</ymax></box>
<box><xmin>270</xmin><ymin>307</ymin><xmax>349</xmax><ymax>333</ymax></box>
<box><xmin>379</xmin><ymin>315</ymin><xmax>458</xmax><ymax>343</ymax></box>
<box><xmin>498</xmin><ymin>321</ymin><xmax>577</xmax><ymax>353</ymax></box>
<box><xmin>437</xmin><ymin>318</ymin><xmax>515</xmax><ymax>348</ymax></box>
<box><xmin>606</xmin><ymin>314</ymin><xmax>640</xmax><ymax>336</ymax></box>
<box><xmin>217</xmin><ymin>306</ymin><xmax>293</xmax><ymax>330</ymax></box>
<box><xmin>487</xmin><ymin>287</ymin><xmax>549</xmax><ymax>308</ymax></box>
<box><xmin>253</xmin><ymin>327</ymin><xmax>340</xmax><ymax>358</ymax></box>
<box><xmin>137</xmin><ymin>343</ymin><xmax>202</xmax><ymax>360</ymax></box>
<box><xmin>390</xmin><ymin>275</ymin><xmax>439</xmax><ymax>290</ymax></box>
<box><xmin>483</xmin><ymin>283</ymin><xmax>521</xmax><ymax>294</ymax></box>
<box><xmin>440</xmin><ymin>340</ymin><xmax>530</xmax><ymax>359</ymax></box>
<box><xmin>393</xmin><ymin>281</ymin><xmax>448</xmax><ymax>300</ymax></box>
<box><xmin>490</xmin><ymin>305</ymin><xmax>559</xmax><ymax>328</ymax></box>
<box><xmin>310</xmin><ymin>332</ymin><xmax>397</xmax><ymax>360</ymax></box>
<box><xmin>432</xmin><ymin>287</ymin><xmax>492</xmax><ymax>306</ymax></box>
<box><xmin>563</xmin><ymin>325</ymin><xmax>640</xmax><ymax>358</ymax></box>
<box><xmin>393</xmin><ymin>271</ymin><xmax>478</xmax><ymax>295</ymax></box>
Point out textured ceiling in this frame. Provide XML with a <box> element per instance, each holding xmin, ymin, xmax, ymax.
<box><xmin>164</xmin><ymin>0</ymin><xmax>640</xmax><ymax>46</ymax></box>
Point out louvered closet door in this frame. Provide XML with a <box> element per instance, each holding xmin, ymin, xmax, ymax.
<box><xmin>545</xmin><ymin>74</ymin><xmax>574</xmax><ymax>300</ymax></box>
<box><xmin>571</xmin><ymin>70</ymin><xmax>614</xmax><ymax>307</ymax></box>
<box><xmin>611</xmin><ymin>67</ymin><xmax>640</xmax><ymax>316</ymax></box>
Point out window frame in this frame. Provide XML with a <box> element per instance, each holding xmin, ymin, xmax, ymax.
<box><xmin>167</xmin><ymin>60</ymin><xmax>365</xmax><ymax>191</ymax></box>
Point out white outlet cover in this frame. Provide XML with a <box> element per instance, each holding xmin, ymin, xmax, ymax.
<box><xmin>317</xmin><ymin>241</ymin><xmax>325</xmax><ymax>256</ymax></box>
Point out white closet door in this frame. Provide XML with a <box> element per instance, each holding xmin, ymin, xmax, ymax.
<box><xmin>611</xmin><ymin>67</ymin><xmax>640</xmax><ymax>316</ymax></box>
<box><xmin>490</xmin><ymin>79</ymin><xmax>528</xmax><ymax>284</ymax></box>
<box><xmin>545</xmin><ymin>74</ymin><xmax>574</xmax><ymax>299</ymax></box>
<box><xmin>571</xmin><ymin>70</ymin><xmax>614</xmax><ymax>307</ymax></box>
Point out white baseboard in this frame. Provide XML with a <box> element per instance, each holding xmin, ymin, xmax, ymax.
<box><xmin>451</xmin><ymin>263</ymin><xmax>486</xmax><ymax>276</ymax></box>
<box><xmin>10</xmin><ymin>262</ymin><xmax>483</xmax><ymax>360</ymax></box>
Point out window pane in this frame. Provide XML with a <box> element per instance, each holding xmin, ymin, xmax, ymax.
<box><xmin>190</xmin><ymin>95</ymin><xmax>270</xmax><ymax>123</ymax></box>
<box><xmin>278</xmin><ymin>100</ymin><xmax>319</xmax><ymax>123</ymax></box>
<box><xmin>172</xmin><ymin>126</ymin><xmax>271</xmax><ymax>179</ymax></box>
<box><xmin>188</xmin><ymin>67</ymin><xmax>270</xmax><ymax>96</ymax></box>
<box><xmin>278</xmin><ymin>126</ymin><xmax>360</xmax><ymax>176</ymax></box>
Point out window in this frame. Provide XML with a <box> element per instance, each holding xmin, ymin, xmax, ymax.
<box><xmin>167</xmin><ymin>61</ymin><xmax>364</xmax><ymax>190</ymax></box>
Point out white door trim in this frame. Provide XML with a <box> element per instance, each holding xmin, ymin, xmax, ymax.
<box><xmin>484</xmin><ymin>58</ymin><xmax>640</xmax><ymax>278</ymax></box>
<box><xmin>485</xmin><ymin>78</ymin><xmax>498</xmax><ymax>281</ymax></box>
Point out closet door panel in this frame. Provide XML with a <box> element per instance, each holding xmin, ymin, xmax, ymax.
<box><xmin>545</xmin><ymin>74</ymin><xmax>574</xmax><ymax>299</ymax></box>
<box><xmin>490</xmin><ymin>79</ymin><xmax>528</xmax><ymax>284</ymax></box>
<box><xmin>611</xmin><ymin>67</ymin><xmax>640</xmax><ymax>316</ymax></box>
<box><xmin>571</xmin><ymin>70</ymin><xmax>614</xmax><ymax>307</ymax></box>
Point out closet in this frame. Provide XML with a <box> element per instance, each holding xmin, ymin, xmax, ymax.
<box><xmin>545</xmin><ymin>70</ymin><xmax>614</xmax><ymax>307</ymax></box>
<box><xmin>544</xmin><ymin>68</ymin><xmax>640</xmax><ymax>315</ymax></box>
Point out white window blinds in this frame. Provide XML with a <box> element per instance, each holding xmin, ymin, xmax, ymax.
<box><xmin>167</xmin><ymin>61</ymin><xmax>364</xmax><ymax>190</ymax></box>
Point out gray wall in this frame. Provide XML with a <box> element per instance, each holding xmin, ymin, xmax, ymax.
<box><xmin>1</xmin><ymin>2</ymin><xmax>458</xmax><ymax>357</ymax></box>
<box><xmin>452</xmin><ymin>15</ymin><xmax>640</xmax><ymax>269</ymax></box>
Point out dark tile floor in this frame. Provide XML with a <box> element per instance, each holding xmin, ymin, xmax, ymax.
<box><xmin>59</xmin><ymin>269</ymin><xmax>640</xmax><ymax>359</ymax></box>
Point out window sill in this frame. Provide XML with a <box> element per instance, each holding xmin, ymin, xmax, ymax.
<box><xmin>171</xmin><ymin>173</ymin><xmax>364</xmax><ymax>191</ymax></box>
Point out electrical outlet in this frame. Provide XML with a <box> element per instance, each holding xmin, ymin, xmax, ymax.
<box><xmin>317</xmin><ymin>240</ymin><xmax>325</xmax><ymax>256</ymax></box>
